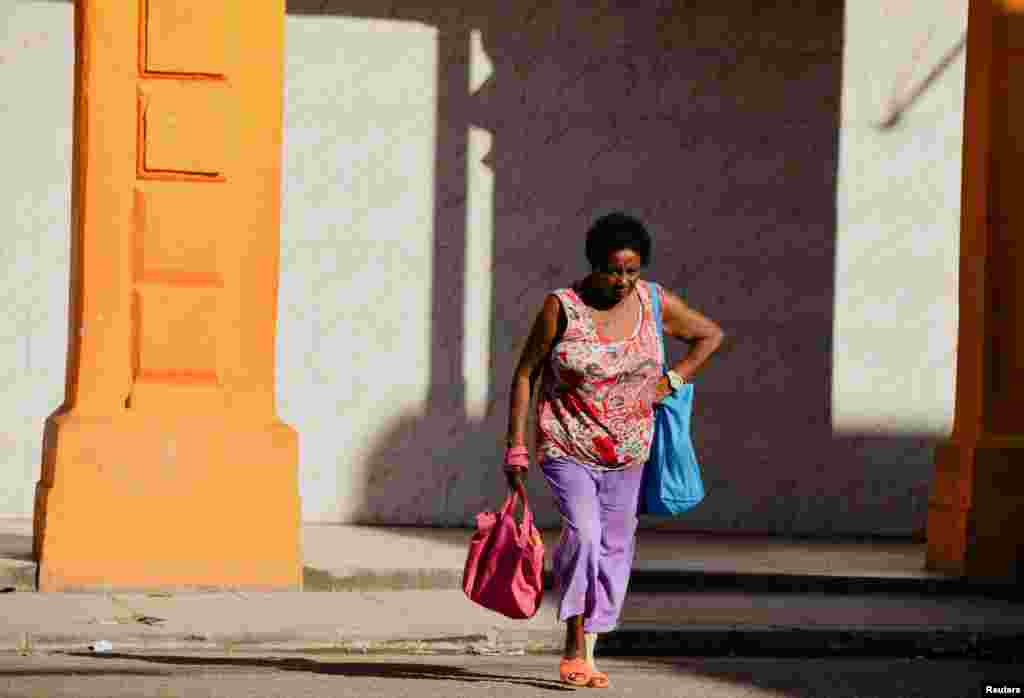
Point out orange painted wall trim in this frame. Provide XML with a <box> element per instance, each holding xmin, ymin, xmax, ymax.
<box><xmin>926</xmin><ymin>0</ymin><xmax>993</xmax><ymax>576</ymax></box>
<box><xmin>927</xmin><ymin>0</ymin><xmax>1024</xmax><ymax>583</ymax></box>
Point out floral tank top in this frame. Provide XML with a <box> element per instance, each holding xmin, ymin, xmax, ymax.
<box><xmin>536</xmin><ymin>280</ymin><xmax>665</xmax><ymax>470</ymax></box>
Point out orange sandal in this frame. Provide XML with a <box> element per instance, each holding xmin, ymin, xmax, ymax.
<box><xmin>559</xmin><ymin>657</ymin><xmax>593</xmax><ymax>687</ymax></box>
<box><xmin>587</xmin><ymin>670</ymin><xmax>610</xmax><ymax>689</ymax></box>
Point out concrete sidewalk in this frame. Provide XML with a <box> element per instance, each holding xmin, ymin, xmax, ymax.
<box><xmin>2</xmin><ymin>519</ymin><xmax>1022</xmax><ymax>660</ymax></box>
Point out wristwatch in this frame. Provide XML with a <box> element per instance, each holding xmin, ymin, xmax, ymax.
<box><xmin>667</xmin><ymin>370</ymin><xmax>686</xmax><ymax>392</ymax></box>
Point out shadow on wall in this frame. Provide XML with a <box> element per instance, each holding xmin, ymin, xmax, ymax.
<box><xmin>287</xmin><ymin>0</ymin><xmax>936</xmax><ymax>535</ymax></box>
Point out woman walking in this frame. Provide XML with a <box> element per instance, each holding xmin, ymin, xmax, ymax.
<box><xmin>503</xmin><ymin>212</ymin><xmax>724</xmax><ymax>688</ymax></box>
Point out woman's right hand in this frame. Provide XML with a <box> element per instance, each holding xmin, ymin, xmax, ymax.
<box><xmin>503</xmin><ymin>444</ymin><xmax>529</xmax><ymax>494</ymax></box>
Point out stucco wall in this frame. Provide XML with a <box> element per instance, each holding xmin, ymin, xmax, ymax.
<box><xmin>0</xmin><ymin>2</ymin><xmax>74</xmax><ymax>518</ymax></box>
<box><xmin>1</xmin><ymin>0</ymin><xmax>966</xmax><ymax>536</ymax></box>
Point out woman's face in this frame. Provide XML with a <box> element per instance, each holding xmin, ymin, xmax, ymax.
<box><xmin>591</xmin><ymin>248</ymin><xmax>643</xmax><ymax>302</ymax></box>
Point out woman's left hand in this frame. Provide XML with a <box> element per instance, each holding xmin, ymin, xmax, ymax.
<box><xmin>653</xmin><ymin>376</ymin><xmax>673</xmax><ymax>403</ymax></box>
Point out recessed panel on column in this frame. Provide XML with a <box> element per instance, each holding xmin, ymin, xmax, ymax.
<box><xmin>134</xmin><ymin>187</ymin><xmax>222</xmax><ymax>285</ymax></box>
<box><xmin>134</xmin><ymin>286</ymin><xmax>219</xmax><ymax>380</ymax></box>
<box><xmin>139</xmin><ymin>82</ymin><xmax>228</xmax><ymax>178</ymax></box>
<box><xmin>129</xmin><ymin>285</ymin><xmax>224</xmax><ymax>412</ymax></box>
<box><xmin>144</xmin><ymin>0</ymin><xmax>227</xmax><ymax>76</ymax></box>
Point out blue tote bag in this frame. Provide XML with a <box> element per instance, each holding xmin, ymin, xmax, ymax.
<box><xmin>640</xmin><ymin>282</ymin><xmax>705</xmax><ymax>515</ymax></box>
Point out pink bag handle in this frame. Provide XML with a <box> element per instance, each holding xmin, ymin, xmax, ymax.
<box><xmin>501</xmin><ymin>486</ymin><xmax>535</xmax><ymax>544</ymax></box>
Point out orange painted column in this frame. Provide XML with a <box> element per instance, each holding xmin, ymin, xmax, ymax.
<box><xmin>927</xmin><ymin>0</ymin><xmax>1024</xmax><ymax>583</ymax></box>
<box><xmin>32</xmin><ymin>0</ymin><xmax>301</xmax><ymax>590</ymax></box>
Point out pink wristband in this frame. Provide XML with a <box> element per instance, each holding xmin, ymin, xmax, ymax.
<box><xmin>504</xmin><ymin>446</ymin><xmax>529</xmax><ymax>470</ymax></box>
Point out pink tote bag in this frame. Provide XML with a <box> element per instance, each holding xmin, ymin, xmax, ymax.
<box><xmin>462</xmin><ymin>486</ymin><xmax>545</xmax><ymax>619</ymax></box>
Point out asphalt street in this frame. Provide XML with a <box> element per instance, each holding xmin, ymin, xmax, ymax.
<box><xmin>0</xmin><ymin>650</ymin><xmax>1021</xmax><ymax>698</ymax></box>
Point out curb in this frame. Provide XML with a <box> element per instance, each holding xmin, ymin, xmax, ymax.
<box><xmin>11</xmin><ymin>562</ymin><xmax>1017</xmax><ymax>600</ymax></box>
<box><xmin>0</xmin><ymin>631</ymin><xmax>565</xmax><ymax>656</ymax></box>
<box><xmin>302</xmin><ymin>567</ymin><xmax>466</xmax><ymax>592</ymax></box>
<box><xmin>273</xmin><ymin>567</ymin><xmax>1024</xmax><ymax>600</ymax></box>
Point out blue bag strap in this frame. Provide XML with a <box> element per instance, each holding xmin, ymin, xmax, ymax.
<box><xmin>648</xmin><ymin>281</ymin><xmax>666</xmax><ymax>370</ymax></box>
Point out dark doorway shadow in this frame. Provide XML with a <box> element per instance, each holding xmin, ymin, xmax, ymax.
<box><xmin>283</xmin><ymin>2</ymin><xmax>942</xmax><ymax>543</ymax></box>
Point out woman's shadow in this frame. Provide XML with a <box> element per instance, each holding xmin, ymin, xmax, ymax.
<box><xmin>67</xmin><ymin>653</ymin><xmax>574</xmax><ymax>691</ymax></box>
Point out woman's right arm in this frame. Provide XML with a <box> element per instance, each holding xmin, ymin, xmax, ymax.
<box><xmin>505</xmin><ymin>295</ymin><xmax>563</xmax><ymax>485</ymax></box>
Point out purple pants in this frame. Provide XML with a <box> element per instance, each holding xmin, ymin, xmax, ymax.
<box><xmin>540</xmin><ymin>456</ymin><xmax>645</xmax><ymax>633</ymax></box>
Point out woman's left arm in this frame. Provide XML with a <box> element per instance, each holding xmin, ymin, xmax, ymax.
<box><xmin>655</xmin><ymin>288</ymin><xmax>726</xmax><ymax>399</ymax></box>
